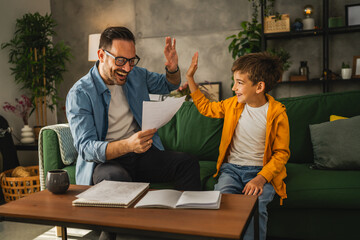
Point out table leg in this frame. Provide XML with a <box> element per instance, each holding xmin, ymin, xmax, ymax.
<box><xmin>254</xmin><ymin>199</ymin><xmax>259</xmax><ymax>240</ymax></box>
<box><xmin>61</xmin><ymin>226</ymin><xmax>67</xmax><ymax>240</ymax></box>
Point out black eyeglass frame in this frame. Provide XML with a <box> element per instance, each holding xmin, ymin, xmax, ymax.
<box><xmin>103</xmin><ymin>50</ymin><xmax>140</xmax><ymax>67</ymax></box>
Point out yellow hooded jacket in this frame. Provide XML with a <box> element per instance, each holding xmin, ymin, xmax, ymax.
<box><xmin>191</xmin><ymin>89</ymin><xmax>290</xmax><ymax>203</ymax></box>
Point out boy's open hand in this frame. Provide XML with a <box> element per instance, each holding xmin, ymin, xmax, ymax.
<box><xmin>186</xmin><ymin>52</ymin><xmax>198</xmax><ymax>80</ymax></box>
<box><xmin>243</xmin><ymin>175</ymin><xmax>267</xmax><ymax>196</ymax></box>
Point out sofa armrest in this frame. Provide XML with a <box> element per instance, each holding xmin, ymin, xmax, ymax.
<box><xmin>38</xmin><ymin>124</ymin><xmax>77</xmax><ymax>190</ymax></box>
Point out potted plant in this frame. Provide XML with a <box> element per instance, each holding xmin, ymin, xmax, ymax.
<box><xmin>267</xmin><ymin>48</ymin><xmax>292</xmax><ymax>72</ymax></box>
<box><xmin>1</xmin><ymin>12</ymin><xmax>71</xmax><ymax>136</ymax></box>
<box><xmin>341</xmin><ymin>62</ymin><xmax>352</xmax><ymax>80</ymax></box>
<box><xmin>226</xmin><ymin>0</ymin><xmax>263</xmax><ymax>59</ymax></box>
<box><xmin>226</xmin><ymin>0</ymin><xmax>291</xmax><ymax>81</ymax></box>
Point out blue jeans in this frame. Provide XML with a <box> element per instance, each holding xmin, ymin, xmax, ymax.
<box><xmin>214</xmin><ymin>163</ymin><xmax>275</xmax><ymax>240</ymax></box>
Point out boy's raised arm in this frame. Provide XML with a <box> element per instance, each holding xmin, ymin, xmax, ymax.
<box><xmin>185</xmin><ymin>52</ymin><xmax>199</xmax><ymax>93</ymax></box>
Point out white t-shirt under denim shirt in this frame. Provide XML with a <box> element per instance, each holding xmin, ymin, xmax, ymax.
<box><xmin>106</xmin><ymin>84</ymin><xmax>139</xmax><ymax>142</ymax></box>
<box><xmin>227</xmin><ymin>102</ymin><xmax>269</xmax><ymax>166</ymax></box>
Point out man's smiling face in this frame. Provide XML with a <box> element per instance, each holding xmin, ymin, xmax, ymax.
<box><xmin>100</xmin><ymin>39</ymin><xmax>136</xmax><ymax>85</ymax></box>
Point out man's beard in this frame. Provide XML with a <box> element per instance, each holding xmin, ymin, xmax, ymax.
<box><xmin>108</xmin><ymin>69</ymin><xmax>129</xmax><ymax>85</ymax></box>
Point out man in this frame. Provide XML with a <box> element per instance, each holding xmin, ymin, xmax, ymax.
<box><xmin>67</xmin><ymin>26</ymin><xmax>201</xmax><ymax>239</ymax></box>
<box><xmin>66</xmin><ymin>26</ymin><xmax>200</xmax><ymax>192</ymax></box>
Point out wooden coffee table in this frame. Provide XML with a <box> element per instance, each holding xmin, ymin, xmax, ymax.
<box><xmin>0</xmin><ymin>185</ymin><xmax>259</xmax><ymax>240</ymax></box>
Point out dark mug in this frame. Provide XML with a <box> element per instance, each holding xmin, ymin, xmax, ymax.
<box><xmin>46</xmin><ymin>169</ymin><xmax>70</xmax><ymax>194</ymax></box>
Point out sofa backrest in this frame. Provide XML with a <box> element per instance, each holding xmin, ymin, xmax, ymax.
<box><xmin>158</xmin><ymin>101</ymin><xmax>223</xmax><ymax>161</ymax></box>
<box><xmin>160</xmin><ymin>90</ymin><xmax>360</xmax><ymax>165</ymax></box>
<box><xmin>278</xmin><ymin>90</ymin><xmax>360</xmax><ymax>164</ymax></box>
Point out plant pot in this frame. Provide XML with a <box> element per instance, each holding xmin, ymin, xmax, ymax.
<box><xmin>341</xmin><ymin>68</ymin><xmax>352</xmax><ymax>79</ymax></box>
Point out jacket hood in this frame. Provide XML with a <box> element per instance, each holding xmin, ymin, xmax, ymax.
<box><xmin>266</xmin><ymin>94</ymin><xmax>286</xmax><ymax>124</ymax></box>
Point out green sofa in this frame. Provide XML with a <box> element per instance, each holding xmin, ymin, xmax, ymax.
<box><xmin>39</xmin><ymin>90</ymin><xmax>360</xmax><ymax>240</ymax></box>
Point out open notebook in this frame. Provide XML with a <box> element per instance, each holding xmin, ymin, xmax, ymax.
<box><xmin>134</xmin><ymin>189</ymin><xmax>221</xmax><ymax>209</ymax></box>
<box><xmin>72</xmin><ymin>180</ymin><xmax>149</xmax><ymax>208</ymax></box>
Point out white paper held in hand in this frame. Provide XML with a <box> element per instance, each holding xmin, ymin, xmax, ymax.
<box><xmin>142</xmin><ymin>96</ymin><xmax>186</xmax><ymax>130</ymax></box>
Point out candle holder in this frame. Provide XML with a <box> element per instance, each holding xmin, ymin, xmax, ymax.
<box><xmin>303</xmin><ymin>5</ymin><xmax>315</xmax><ymax>30</ymax></box>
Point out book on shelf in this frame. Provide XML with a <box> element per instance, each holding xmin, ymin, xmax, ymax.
<box><xmin>72</xmin><ymin>180</ymin><xmax>149</xmax><ymax>208</ymax></box>
<box><xmin>134</xmin><ymin>189</ymin><xmax>221</xmax><ymax>209</ymax></box>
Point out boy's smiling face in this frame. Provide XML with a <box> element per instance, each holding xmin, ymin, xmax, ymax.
<box><xmin>232</xmin><ymin>71</ymin><xmax>266</xmax><ymax>107</ymax></box>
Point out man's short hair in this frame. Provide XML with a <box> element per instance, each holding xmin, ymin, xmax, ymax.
<box><xmin>99</xmin><ymin>26</ymin><xmax>135</xmax><ymax>50</ymax></box>
<box><xmin>231</xmin><ymin>52</ymin><xmax>283</xmax><ymax>93</ymax></box>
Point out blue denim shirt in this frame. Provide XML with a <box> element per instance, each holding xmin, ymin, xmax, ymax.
<box><xmin>66</xmin><ymin>61</ymin><xmax>179</xmax><ymax>185</ymax></box>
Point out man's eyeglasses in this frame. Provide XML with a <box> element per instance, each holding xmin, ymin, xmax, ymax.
<box><xmin>103</xmin><ymin>50</ymin><xmax>140</xmax><ymax>67</ymax></box>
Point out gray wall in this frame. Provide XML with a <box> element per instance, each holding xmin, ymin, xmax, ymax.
<box><xmin>0</xmin><ymin>0</ymin><xmax>51</xmax><ymax>166</ymax></box>
<box><xmin>50</xmin><ymin>0</ymin><xmax>360</xmax><ymax>123</ymax></box>
<box><xmin>51</xmin><ymin>0</ymin><xmax>247</xmax><ymax>123</ymax></box>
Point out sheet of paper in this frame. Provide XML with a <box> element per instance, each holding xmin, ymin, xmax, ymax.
<box><xmin>142</xmin><ymin>96</ymin><xmax>186</xmax><ymax>130</ymax></box>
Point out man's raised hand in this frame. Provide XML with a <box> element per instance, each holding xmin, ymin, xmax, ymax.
<box><xmin>164</xmin><ymin>37</ymin><xmax>178</xmax><ymax>72</ymax></box>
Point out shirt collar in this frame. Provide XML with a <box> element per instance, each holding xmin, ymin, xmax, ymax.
<box><xmin>91</xmin><ymin>61</ymin><xmax>109</xmax><ymax>95</ymax></box>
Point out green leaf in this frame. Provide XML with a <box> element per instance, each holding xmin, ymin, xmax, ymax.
<box><xmin>226</xmin><ymin>35</ymin><xmax>236</xmax><ymax>40</ymax></box>
<box><xmin>241</xmin><ymin>21</ymin><xmax>248</xmax><ymax>29</ymax></box>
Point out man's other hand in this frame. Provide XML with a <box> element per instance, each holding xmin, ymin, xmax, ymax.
<box><xmin>127</xmin><ymin>128</ymin><xmax>157</xmax><ymax>153</ymax></box>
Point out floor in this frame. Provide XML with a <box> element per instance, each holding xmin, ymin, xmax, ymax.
<box><xmin>0</xmin><ymin>222</ymin><xmax>99</xmax><ymax>240</ymax></box>
<box><xmin>0</xmin><ymin>221</ymin><xmax>163</xmax><ymax>240</ymax></box>
<box><xmin>0</xmin><ymin>221</ymin><xmax>291</xmax><ymax>240</ymax></box>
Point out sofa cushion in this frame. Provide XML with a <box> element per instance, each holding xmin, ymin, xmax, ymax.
<box><xmin>199</xmin><ymin>161</ymin><xmax>217</xmax><ymax>190</ymax></box>
<box><xmin>278</xmin><ymin>90</ymin><xmax>360</xmax><ymax>164</ymax></box>
<box><xmin>330</xmin><ymin>114</ymin><xmax>348</xmax><ymax>121</ymax></box>
<box><xmin>310</xmin><ymin>115</ymin><xmax>360</xmax><ymax>170</ymax></box>
<box><xmin>158</xmin><ymin>101</ymin><xmax>223</xmax><ymax>161</ymax></box>
<box><xmin>273</xmin><ymin>163</ymin><xmax>360</xmax><ymax>209</ymax></box>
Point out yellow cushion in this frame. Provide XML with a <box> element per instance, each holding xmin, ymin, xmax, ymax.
<box><xmin>330</xmin><ymin>115</ymin><xmax>348</xmax><ymax>121</ymax></box>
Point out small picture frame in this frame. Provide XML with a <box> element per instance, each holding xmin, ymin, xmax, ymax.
<box><xmin>345</xmin><ymin>4</ymin><xmax>360</xmax><ymax>26</ymax></box>
<box><xmin>199</xmin><ymin>82</ymin><xmax>222</xmax><ymax>102</ymax></box>
<box><xmin>352</xmin><ymin>56</ymin><xmax>360</xmax><ymax>78</ymax></box>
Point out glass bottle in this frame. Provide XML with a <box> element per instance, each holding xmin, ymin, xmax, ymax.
<box><xmin>299</xmin><ymin>61</ymin><xmax>309</xmax><ymax>80</ymax></box>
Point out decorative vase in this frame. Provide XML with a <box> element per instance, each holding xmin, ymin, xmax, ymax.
<box><xmin>292</xmin><ymin>21</ymin><xmax>303</xmax><ymax>31</ymax></box>
<box><xmin>341</xmin><ymin>68</ymin><xmax>352</xmax><ymax>80</ymax></box>
<box><xmin>20</xmin><ymin>125</ymin><xmax>35</xmax><ymax>144</ymax></box>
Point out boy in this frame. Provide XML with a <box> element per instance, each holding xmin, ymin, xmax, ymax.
<box><xmin>185</xmin><ymin>52</ymin><xmax>290</xmax><ymax>240</ymax></box>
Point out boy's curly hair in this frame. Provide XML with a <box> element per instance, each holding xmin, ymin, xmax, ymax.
<box><xmin>231</xmin><ymin>52</ymin><xmax>283</xmax><ymax>93</ymax></box>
